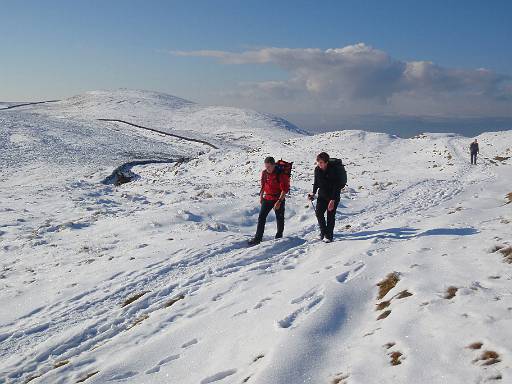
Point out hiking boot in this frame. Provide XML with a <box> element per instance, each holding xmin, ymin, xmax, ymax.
<box><xmin>248</xmin><ymin>238</ymin><xmax>261</xmax><ymax>246</ymax></box>
<box><xmin>318</xmin><ymin>233</ymin><xmax>325</xmax><ymax>240</ymax></box>
<box><xmin>275</xmin><ymin>233</ymin><xmax>283</xmax><ymax>239</ymax></box>
<box><xmin>323</xmin><ymin>237</ymin><xmax>333</xmax><ymax>243</ymax></box>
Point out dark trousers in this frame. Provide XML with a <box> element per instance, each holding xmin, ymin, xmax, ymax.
<box><xmin>471</xmin><ymin>152</ymin><xmax>477</xmax><ymax>164</ymax></box>
<box><xmin>315</xmin><ymin>197</ymin><xmax>339</xmax><ymax>240</ymax></box>
<box><xmin>254</xmin><ymin>199</ymin><xmax>285</xmax><ymax>241</ymax></box>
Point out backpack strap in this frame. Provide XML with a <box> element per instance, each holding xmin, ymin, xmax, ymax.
<box><xmin>261</xmin><ymin>171</ymin><xmax>267</xmax><ymax>189</ymax></box>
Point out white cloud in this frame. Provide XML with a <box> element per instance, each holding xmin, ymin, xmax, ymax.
<box><xmin>172</xmin><ymin>43</ymin><xmax>512</xmax><ymax>117</ymax></box>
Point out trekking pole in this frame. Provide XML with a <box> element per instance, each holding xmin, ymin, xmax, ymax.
<box><xmin>309</xmin><ymin>197</ymin><xmax>316</xmax><ymax>211</ymax></box>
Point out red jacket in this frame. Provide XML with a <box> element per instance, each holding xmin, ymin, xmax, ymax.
<box><xmin>261</xmin><ymin>171</ymin><xmax>290</xmax><ymax>201</ymax></box>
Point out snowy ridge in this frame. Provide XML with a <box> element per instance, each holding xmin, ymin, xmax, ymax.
<box><xmin>1</xmin><ymin>90</ymin><xmax>512</xmax><ymax>383</ymax></box>
<box><xmin>29</xmin><ymin>89</ymin><xmax>307</xmax><ymax>148</ymax></box>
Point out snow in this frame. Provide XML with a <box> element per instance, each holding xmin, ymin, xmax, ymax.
<box><xmin>30</xmin><ymin>89</ymin><xmax>308</xmax><ymax>149</ymax></box>
<box><xmin>1</xmin><ymin>90</ymin><xmax>512</xmax><ymax>383</ymax></box>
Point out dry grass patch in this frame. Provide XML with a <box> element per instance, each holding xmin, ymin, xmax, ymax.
<box><xmin>491</xmin><ymin>244</ymin><xmax>506</xmax><ymax>253</ymax></box>
<box><xmin>377</xmin><ymin>310</ymin><xmax>392</xmax><ymax>320</ymax></box>
<box><xmin>499</xmin><ymin>247</ymin><xmax>512</xmax><ymax>263</ymax></box>
<box><xmin>492</xmin><ymin>244</ymin><xmax>512</xmax><ymax>263</ymax></box>
<box><xmin>448</xmin><ymin>206</ymin><xmax>463</xmax><ymax>214</ymax></box>
<box><xmin>494</xmin><ymin>156</ymin><xmax>510</xmax><ymax>162</ymax></box>
<box><xmin>331</xmin><ymin>373</ymin><xmax>349</xmax><ymax>384</ymax></box>
<box><xmin>377</xmin><ymin>272</ymin><xmax>400</xmax><ymax>300</ymax></box>
<box><xmin>384</xmin><ymin>342</ymin><xmax>396</xmax><ymax>349</ymax></box>
<box><xmin>25</xmin><ymin>374</ymin><xmax>42</xmax><ymax>383</ymax></box>
<box><xmin>389</xmin><ymin>351</ymin><xmax>403</xmax><ymax>366</ymax></box>
<box><xmin>53</xmin><ymin>360</ymin><xmax>70</xmax><ymax>369</ymax></box>
<box><xmin>76</xmin><ymin>371</ymin><xmax>99</xmax><ymax>383</ymax></box>
<box><xmin>444</xmin><ymin>286</ymin><xmax>458</xmax><ymax>299</ymax></box>
<box><xmin>376</xmin><ymin>300</ymin><xmax>391</xmax><ymax>311</ymax></box>
<box><xmin>467</xmin><ymin>342</ymin><xmax>483</xmax><ymax>350</ymax></box>
<box><xmin>506</xmin><ymin>192</ymin><xmax>512</xmax><ymax>204</ymax></box>
<box><xmin>252</xmin><ymin>354</ymin><xmax>264</xmax><ymax>363</ymax></box>
<box><xmin>126</xmin><ymin>314</ymin><xmax>149</xmax><ymax>330</ymax></box>
<box><xmin>394</xmin><ymin>290</ymin><xmax>413</xmax><ymax>299</ymax></box>
<box><xmin>121</xmin><ymin>291</ymin><xmax>149</xmax><ymax>308</ymax></box>
<box><xmin>164</xmin><ymin>294</ymin><xmax>185</xmax><ymax>308</ymax></box>
<box><xmin>474</xmin><ymin>350</ymin><xmax>501</xmax><ymax>366</ymax></box>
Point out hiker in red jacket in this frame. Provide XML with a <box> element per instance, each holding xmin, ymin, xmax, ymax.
<box><xmin>248</xmin><ymin>157</ymin><xmax>290</xmax><ymax>246</ymax></box>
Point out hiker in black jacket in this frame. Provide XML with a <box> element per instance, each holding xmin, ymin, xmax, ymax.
<box><xmin>308</xmin><ymin>152</ymin><xmax>344</xmax><ymax>243</ymax></box>
<box><xmin>470</xmin><ymin>139</ymin><xmax>479</xmax><ymax>165</ymax></box>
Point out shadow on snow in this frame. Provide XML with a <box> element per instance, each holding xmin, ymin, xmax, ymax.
<box><xmin>336</xmin><ymin>226</ymin><xmax>478</xmax><ymax>241</ymax></box>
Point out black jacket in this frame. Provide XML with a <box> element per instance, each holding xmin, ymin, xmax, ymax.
<box><xmin>313</xmin><ymin>163</ymin><xmax>343</xmax><ymax>201</ymax></box>
<box><xmin>470</xmin><ymin>142</ymin><xmax>479</xmax><ymax>154</ymax></box>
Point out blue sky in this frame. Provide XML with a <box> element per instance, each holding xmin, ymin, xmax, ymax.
<box><xmin>1</xmin><ymin>0</ymin><xmax>511</xmax><ymax>132</ymax></box>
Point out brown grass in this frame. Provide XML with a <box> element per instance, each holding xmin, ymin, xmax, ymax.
<box><xmin>126</xmin><ymin>314</ymin><xmax>149</xmax><ymax>330</ymax></box>
<box><xmin>444</xmin><ymin>286</ymin><xmax>458</xmax><ymax>299</ymax></box>
<box><xmin>25</xmin><ymin>374</ymin><xmax>42</xmax><ymax>383</ymax></box>
<box><xmin>394</xmin><ymin>290</ymin><xmax>413</xmax><ymax>299</ymax></box>
<box><xmin>474</xmin><ymin>350</ymin><xmax>501</xmax><ymax>366</ymax></box>
<box><xmin>376</xmin><ymin>300</ymin><xmax>391</xmax><ymax>311</ymax></box>
<box><xmin>467</xmin><ymin>342</ymin><xmax>483</xmax><ymax>350</ymax></box>
<box><xmin>389</xmin><ymin>351</ymin><xmax>403</xmax><ymax>366</ymax></box>
<box><xmin>377</xmin><ymin>310</ymin><xmax>392</xmax><ymax>320</ymax></box>
<box><xmin>494</xmin><ymin>156</ymin><xmax>510</xmax><ymax>162</ymax></box>
<box><xmin>498</xmin><ymin>246</ymin><xmax>512</xmax><ymax>263</ymax></box>
<box><xmin>331</xmin><ymin>373</ymin><xmax>349</xmax><ymax>384</ymax></box>
<box><xmin>384</xmin><ymin>342</ymin><xmax>396</xmax><ymax>349</ymax></box>
<box><xmin>53</xmin><ymin>360</ymin><xmax>70</xmax><ymax>369</ymax></box>
<box><xmin>121</xmin><ymin>291</ymin><xmax>149</xmax><ymax>308</ymax></box>
<box><xmin>377</xmin><ymin>272</ymin><xmax>400</xmax><ymax>300</ymax></box>
<box><xmin>76</xmin><ymin>371</ymin><xmax>99</xmax><ymax>383</ymax></box>
<box><xmin>253</xmin><ymin>354</ymin><xmax>265</xmax><ymax>363</ymax></box>
<box><xmin>506</xmin><ymin>192</ymin><xmax>512</xmax><ymax>204</ymax></box>
<box><xmin>448</xmin><ymin>206</ymin><xmax>463</xmax><ymax>214</ymax></box>
<box><xmin>491</xmin><ymin>244</ymin><xmax>506</xmax><ymax>253</ymax></box>
<box><xmin>164</xmin><ymin>294</ymin><xmax>185</xmax><ymax>308</ymax></box>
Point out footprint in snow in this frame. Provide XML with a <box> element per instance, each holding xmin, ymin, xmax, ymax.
<box><xmin>253</xmin><ymin>297</ymin><xmax>272</xmax><ymax>309</ymax></box>
<box><xmin>145</xmin><ymin>355</ymin><xmax>180</xmax><ymax>374</ymax></box>
<box><xmin>200</xmin><ymin>369</ymin><xmax>237</xmax><ymax>383</ymax></box>
<box><xmin>108</xmin><ymin>370</ymin><xmax>139</xmax><ymax>380</ymax></box>
<box><xmin>278</xmin><ymin>293</ymin><xmax>324</xmax><ymax>329</ymax></box>
<box><xmin>335</xmin><ymin>263</ymin><xmax>366</xmax><ymax>283</ymax></box>
<box><xmin>181</xmin><ymin>338</ymin><xmax>198</xmax><ymax>348</ymax></box>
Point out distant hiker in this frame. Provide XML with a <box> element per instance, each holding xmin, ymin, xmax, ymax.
<box><xmin>308</xmin><ymin>152</ymin><xmax>347</xmax><ymax>243</ymax></box>
<box><xmin>470</xmin><ymin>139</ymin><xmax>479</xmax><ymax>165</ymax></box>
<box><xmin>248</xmin><ymin>157</ymin><xmax>291</xmax><ymax>246</ymax></box>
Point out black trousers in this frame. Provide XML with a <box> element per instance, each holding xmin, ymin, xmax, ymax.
<box><xmin>471</xmin><ymin>152</ymin><xmax>477</xmax><ymax>164</ymax></box>
<box><xmin>254</xmin><ymin>199</ymin><xmax>285</xmax><ymax>241</ymax></box>
<box><xmin>315</xmin><ymin>197</ymin><xmax>339</xmax><ymax>240</ymax></box>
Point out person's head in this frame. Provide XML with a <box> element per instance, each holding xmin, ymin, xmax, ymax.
<box><xmin>474</xmin><ymin>139</ymin><xmax>478</xmax><ymax>143</ymax></box>
<box><xmin>264</xmin><ymin>156</ymin><xmax>276</xmax><ymax>173</ymax></box>
<box><xmin>316</xmin><ymin>152</ymin><xmax>330</xmax><ymax>170</ymax></box>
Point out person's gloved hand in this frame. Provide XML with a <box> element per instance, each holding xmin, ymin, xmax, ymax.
<box><xmin>307</xmin><ymin>193</ymin><xmax>315</xmax><ymax>201</ymax></box>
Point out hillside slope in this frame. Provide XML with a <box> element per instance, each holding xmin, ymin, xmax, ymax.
<box><xmin>1</xmin><ymin>91</ymin><xmax>511</xmax><ymax>384</ymax></box>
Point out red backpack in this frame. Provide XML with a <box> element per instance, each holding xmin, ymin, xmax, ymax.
<box><xmin>261</xmin><ymin>159</ymin><xmax>293</xmax><ymax>192</ymax></box>
<box><xmin>276</xmin><ymin>159</ymin><xmax>293</xmax><ymax>177</ymax></box>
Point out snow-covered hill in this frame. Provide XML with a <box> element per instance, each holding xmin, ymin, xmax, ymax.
<box><xmin>30</xmin><ymin>89</ymin><xmax>307</xmax><ymax>149</ymax></box>
<box><xmin>1</xmin><ymin>90</ymin><xmax>511</xmax><ymax>384</ymax></box>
